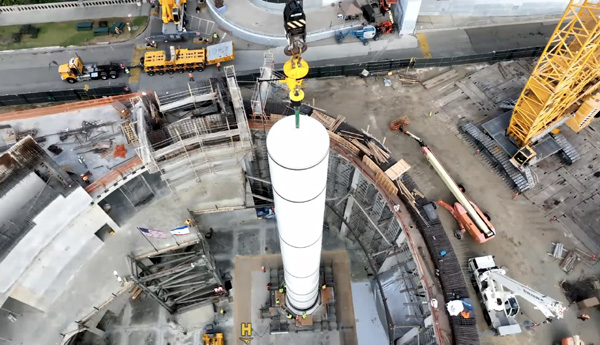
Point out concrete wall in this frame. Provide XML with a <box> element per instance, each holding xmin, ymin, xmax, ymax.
<box><xmin>0</xmin><ymin>187</ymin><xmax>118</xmax><ymax>312</ymax></box>
<box><xmin>248</xmin><ymin>0</ymin><xmax>332</xmax><ymax>11</ymax></box>
<box><xmin>207</xmin><ymin>0</ymin><xmax>361</xmax><ymax>46</ymax></box>
<box><xmin>419</xmin><ymin>0</ymin><xmax>569</xmax><ymax>16</ymax></box>
<box><xmin>0</xmin><ymin>172</ymin><xmax>45</xmax><ymax>225</ymax></box>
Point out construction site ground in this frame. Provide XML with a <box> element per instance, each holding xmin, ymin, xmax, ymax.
<box><xmin>304</xmin><ymin>68</ymin><xmax>600</xmax><ymax>345</ymax></box>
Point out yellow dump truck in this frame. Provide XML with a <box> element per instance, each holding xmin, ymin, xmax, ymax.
<box><xmin>142</xmin><ymin>41</ymin><xmax>234</xmax><ymax>76</ymax></box>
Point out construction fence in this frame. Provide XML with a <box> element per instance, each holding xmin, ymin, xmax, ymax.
<box><xmin>0</xmin><ymin>85</ymin><xmax>131</xmax><ymax>107</ymax></box>
<box><xmin>237</xmin><ymin>45</ymin><xmax>546</xmax><ymax>82</ymax></box>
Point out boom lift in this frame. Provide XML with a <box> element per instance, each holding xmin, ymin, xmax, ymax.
<box><xmin>462</xmin><ymin>0</ymin><xmax>600</xmax><ymax>192</ymax></box>
<box><xmin>393</xmin><ymin>119</ymin><xmax>496</xmax><ymax>243</ymax></box>
<box><xmin>58</xmin><ymin>57</ymin><xmax>120</xmax><ymax>84</ymax></box>
<box><xmin>469</xmin><ymin>255</ymin><xmax>566</xmax><ymax>336</ymax></box>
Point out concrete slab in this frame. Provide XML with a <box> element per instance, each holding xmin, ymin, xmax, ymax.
<box><xmin>0</xmin><ymin>104</ymin><xmax>137</xmax><ymax>185</ymax></box>
<box><xmin>352</xmin><ymin>281</ymin><xmax>388</xmax><ymax>345</ymax></box>
<box><xmin>237</xmin><ymin>228</ymin><xmax>261</xmax><ymax>256</ymax></box>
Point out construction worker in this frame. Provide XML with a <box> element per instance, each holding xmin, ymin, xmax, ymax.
<box><xmin>212</xmin><ymin>32</ymin><xmax>219</xmax><ymax>42</ymax></box>
<box><xmin>220</xmin><ymin>309</ymin><xmax>226</xmax><ymax>315</ymax></box>
<box><xmin>266</xmin><ymin>283</ymin><xmax>272</xmax><ymax>291</ymax></box>
<box><xmin>80</xmin><ymin>172</ymin><xmax>91</xmax><ymax>185</ymax></box>
<box><xmin>579</xmin><ymin>314</ymin><xmax>590</xmax><ymax>321</ymax></box>
<box><xmin>302</xmin><ymin>313</ymin><xmax>307</xmax><ymax>319</ymax></box>
<box><xmin>321</xmin><ymin>284</ymin><xmax>327</xmax><ymax>290</ymax></box>
<box><xmin>286</xmin><ymin>313</ymin><xmax>293</xmax><ymax>319</ymax></box>
<box><xmin>279</xmin><ymin>287</ymin><xmax>284</xmax><ymax>293</ymax></box>
<box><xmin>261</xmin><ymin>266</ymin><xmax>266</xmax><ymax>272</ymax></box>
<box><xmin>275</xmin><ymin>298</ymin><xmax>280</xmax><ymax>305</ymax></box>
<box><xmin>217</xmin><ymin>61</ymin><xmax>221</xmax><ymax>71</ymax></box>
<box><xmin>184</xmin><ymin>218</ymin><xmax>192</xmax><ymax>226</ymax></box>
<box><xmin>188</xmin><ymin>72</ymin><xmax>195</xmax><ymax>82</ymax></box>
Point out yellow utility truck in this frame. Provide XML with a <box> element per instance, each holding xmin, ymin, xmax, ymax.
<box><xmin>142</xmin><ymin>41</ymin><xmax>234</xmax><ymax>76</ymax></box>
<box><xmin>58</xmin><ymin>57</ymin><xmax>120</xmax><ymax>84</ymax></box>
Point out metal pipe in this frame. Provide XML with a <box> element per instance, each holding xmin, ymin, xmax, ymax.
<box><xmin>266</xmin><ymin>115</ymin><xmax>329</xmax><ymax>313</ymax></box>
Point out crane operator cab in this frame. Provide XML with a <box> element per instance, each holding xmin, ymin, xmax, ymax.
<box><xmin>283</xmin><ymin>0</ymin><xmax>307</xmax><ymax>56</ymax></box>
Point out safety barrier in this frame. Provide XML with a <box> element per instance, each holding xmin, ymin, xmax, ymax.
<box><xmin>237</xmin><ymin>45</ymin><xmax>546</xmax><ymax>82</ymax></box>
<box><xmin>0</xmin><ymin>85</ymin><xmax>131</xmax><ymax>107</ymax></box>
<box><xmin>0</xmin><ymin>0</ymin><xmax>143</xmax><ymax>13</ymax></box>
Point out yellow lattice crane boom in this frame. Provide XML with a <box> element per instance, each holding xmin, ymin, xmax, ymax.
<box><xmin>508</xmin><ymin>0</ymin><xmax>600</xmax><ymax>151</ymax></box>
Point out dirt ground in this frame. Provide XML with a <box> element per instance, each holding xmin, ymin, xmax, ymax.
<box><xmin>304</xmin><ymin>74</ymin><xmax>600</xmax><ymax>345</ymax></box>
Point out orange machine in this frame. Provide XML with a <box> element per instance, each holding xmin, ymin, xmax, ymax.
<box><xmin>438</xmin><ymin>199</ymin><xmax>494</xmax><ymax>242</ymax></box>
<box><xmin>563</xmin><ymin>336</ymin><xmax>584</xmax><ymax>345</ymax></box>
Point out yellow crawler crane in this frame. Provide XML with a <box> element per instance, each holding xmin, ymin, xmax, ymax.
<box><xmin>461</xmin><ymin>0</ymin><xmax>600</xmax><ymax>192</ymax></box>
<box><xmin>508</xmin><ymin>0</ymin><xmax>600</xmax><ymax>166</ymax></box>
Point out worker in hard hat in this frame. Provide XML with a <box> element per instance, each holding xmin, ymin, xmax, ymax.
<box><xmin>321</xmin><ymin>284</ymin><xmax>327</xmax><ymax>290</ymax></box>
<box><xmin>220</xmin><ymin>309</ymin><xmax>226</xmax><ymax>315</ymax></box>
<box><xmin>275</xmin><ymin>298</ymin><xmax>280</xmax><ymax>305</ymax></box>
<box><xmin>286</xmin><ymin>313</ymin><xmax>293</xmax><ymax>319</ymax></box>
<box><xmin>302</xmin><ymin>313</ymin><xmax>307</xmax><ymax>319</ymax></box>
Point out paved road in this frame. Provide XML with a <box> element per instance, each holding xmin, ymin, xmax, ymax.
<box><xmin>0</xmin><ymin>22</ymin><xmax>555</xmax><ymax>96</ymax></box>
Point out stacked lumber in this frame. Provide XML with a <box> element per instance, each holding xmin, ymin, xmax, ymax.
<box><xmin>367</xmin><ymin>140</ymin><xmax>390</xmax><ymax>164</ymax></box>
<box><xmin>329</xmin><ymin>115</ymin><xmax>346</xmax><ymax>132</ymax></box>
<box><xmin>130</xmin><ymin>285</ymin><xmax>143</xmax><ymax>300</ymax></box>
<box><xmin>311</xmin><ymin>110</ymin><xmax>335</xmax><ymax>128</ymax></box>
<box><xmin>351</xmin><ymin>139</ymin><xmax>372</xmax><ymax>156</ymax></box>
<box><xmin>385</xmin><ymin>159</ymin><xmax>411</xmax><ymax>180</ymax></box>
<box><xmin>338</xmin><ymin>130</ymin><xmax>363</xmax><ymax>141</ymax></box>
<box><xmin>560</xmin><ymin>251</ymin><xmax>580</xmax><ymax>273</ymax></box>
<box><xmin>328</xmin><ymin>131</ymin><xmax>360</xmax><ymax>156</ymax></box>
<box><xmin>362</xmin><ymin>156</ymin><xmax>398</xmax><ymax>196</ymax></box>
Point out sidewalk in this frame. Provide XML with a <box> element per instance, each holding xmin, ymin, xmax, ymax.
<box><xmin>416</xmin><ymin>14</ymin><xmax>562</xmax><ymax>32</ymax></box>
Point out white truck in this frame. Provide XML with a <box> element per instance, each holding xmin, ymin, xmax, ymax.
<box><xmin>468</xmin><ymin>255</ymin><xmax>566</xmax><ymax>336</ymax></box>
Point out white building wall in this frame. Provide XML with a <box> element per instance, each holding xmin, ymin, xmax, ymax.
<box><xmin>0</xmin><ymin>187</ymin><xmax>118</xmax><ymax>311</ymax></box>
<box><xmin>9</xmin><ymin>205</ymin><xmax>111</xmax><ymax>311</ymax></box>
<box><xmin>0</xmin><ymin>172</ymin><xmax>46</xmax><ymax>225</ymax></box>
<box><xmin>419</xmin><ymin>0</ymin><xmax>569</xmax><ymax>16</ymax></box>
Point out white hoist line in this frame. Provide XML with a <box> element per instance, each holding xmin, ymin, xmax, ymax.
<box><xmin>482</xmin><ymin>269</ymin><xmax>566</xmax><ymax>319</ymax></box>
<box><xmin>421</xmin><ymin>146</ymin><xmax>495</xmax><ymax>237</ymax></box>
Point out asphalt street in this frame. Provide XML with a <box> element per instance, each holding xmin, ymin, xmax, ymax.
<box><xmin>0</xmin><ymin>21</ymin><xmax>555</xmax><ymax>96</ymax></box>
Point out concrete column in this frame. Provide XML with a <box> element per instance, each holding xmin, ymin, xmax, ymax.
<box><xmin>339</xmin><ymin>171</ymin><xmax>361</xmax><ymax>237</ymax></box>
<box><xmin>397</xmin><ymin>0</ymin><xmax>423</xmax><ymax>35</ymax></box>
